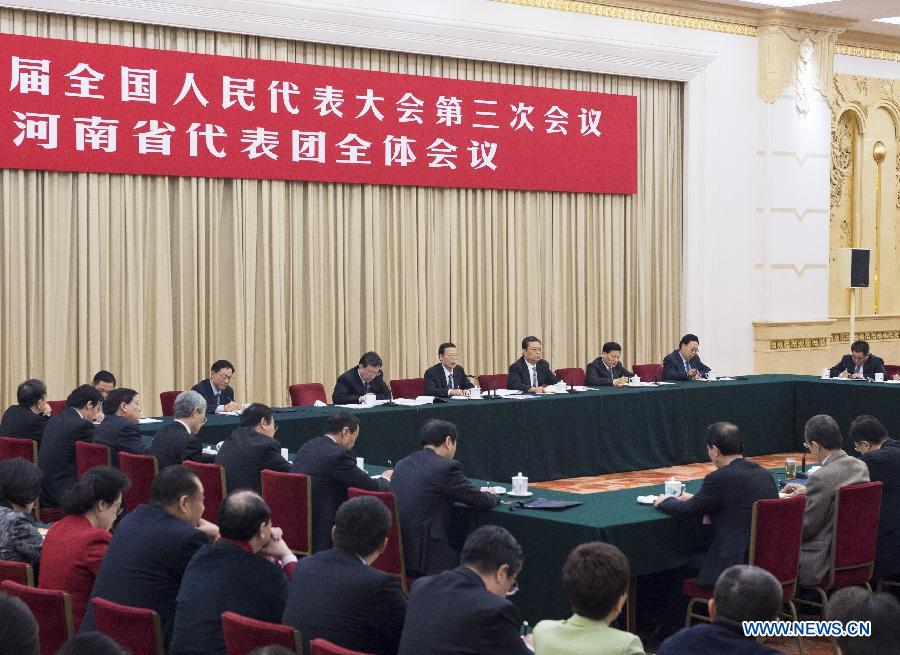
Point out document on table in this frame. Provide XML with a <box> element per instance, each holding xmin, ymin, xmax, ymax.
<box><xmin>138</xmin><ymin>417</ymin><xmax>162</xmax><ymax>423</ymax></box>
<box><xmin>394</xmin><ymin>396</ymin><xmax>436</xmax><ymax>406</ymax></box>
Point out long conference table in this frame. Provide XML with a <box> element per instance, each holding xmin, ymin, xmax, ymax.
<box><xmin>136</xmin><ymin>375</ymin><xmax>900</xmax><ymax>624</ymax></box>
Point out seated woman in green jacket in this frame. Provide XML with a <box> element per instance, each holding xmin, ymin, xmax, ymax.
<box><xmin>533</xmin><ymin>541</ymin><xmax>644</xmax><ymax>655</ymax></box>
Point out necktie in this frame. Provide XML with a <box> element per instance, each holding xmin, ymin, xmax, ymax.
<box><xmin>855</xmin><ymin>364</ymin><xmax>862</xmax><ymax>375</ymax></box>
<box><xmin>447</xmin><ymin>373</ymin><xmax>453</xmax><ymax>389</ymax></box>
<box><xmin>684</xmin><ymin>360</ymin><xmax>690</xmax><ymax>373</ymax></box>
<box><xmin>531</xmin><ymin>367</ymin><xmax>538</xmax><ymax>388</ymax></box>
<box><xmin>364</xmin><ymin>381</ymin><xmax>370</xmax><ymax>393</ymax></box>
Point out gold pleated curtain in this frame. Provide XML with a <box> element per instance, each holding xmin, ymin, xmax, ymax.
<box><xmin>0</xmin><ymin>9</ymin><xmax>683</xmax><ymax>413</ymax></box>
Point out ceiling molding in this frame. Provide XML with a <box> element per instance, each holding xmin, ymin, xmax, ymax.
<box><xmin>0</xmin><ymin>0</ymin><xmax>715</xmax><ymax>81</ymax></box>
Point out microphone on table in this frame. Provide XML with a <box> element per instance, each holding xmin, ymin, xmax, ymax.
<box><xmin>384</xmin><ymin>389</ymin><xmax>396</xmax><ymax>407</ymax></box>
<box><xmin>796</xmin><ymin>450</ymin><xmax>808</xmax><ymax>479</ymax></box>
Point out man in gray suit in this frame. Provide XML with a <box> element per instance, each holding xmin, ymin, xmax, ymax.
<box><xmin>783</xmin><ymin>414</ymin><xmax>869</xmax><ymax>585</ymax></box>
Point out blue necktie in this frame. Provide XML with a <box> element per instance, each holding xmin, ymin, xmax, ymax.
<box><xmin>684</xmin><ymin>360</ymin><xmax>690</xmax><ymax>373</ymax></box>
<box><xmin>447</xmin><ymin>373</ymin><xmax>453</xmax><ymax>389</ymax></box>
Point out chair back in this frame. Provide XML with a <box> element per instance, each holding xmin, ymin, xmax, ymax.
<box><xmin>288</xmin><ymin>383</ymin><xmax>327</xmax><ymax>407</ymax></box>
<box><xmin>119</xmin><ymin>452</ymin><xmax>159</xmax><ymax>513</ymax></box>
<box><xmin>75</xmin><ymin>441</ymin><xmax>111</xmax><ymax>478</ymax></box>
<box><xmin>476</xmin><ymin>373</ymin><xmax>507</xmax><ymax>391</ymax></box>
<box><xmin>92</xmin><ymin>597</ymin><xmax>164</xmax><ymax>655</ymax></box>
<box><xmin>389</xmin><ymin>378</ymin><xmax>424</xmax><ymax>399</ymax></box>
<box><xmin>311</xmin><ymin>638</ymin><xmax>375</xmax><ymax>655</ymax></box>
<box><xmin>884</xmin><ymin>364</ymin><xmax>900</xmax><ymax>380</ymax></box>
<box><xmin>0</xmin><ymin>436</ymin><xmax>38</xmax><ymax>463</ymax></box>
<box><xmin>554</xmin><ymin>368</ymin><xmax>585</xmax><ymax>386</ymax></box>
<box><xmin>1</xmin><ymin>580</ymin><xmax>73</xmax><ymax>655</ymax></box>
<box><xmin>632</xmin><ymin>364</ymin><xmax>664</xmax><ymax>382</ymax></box>
<box><xmin>0</xmin><ymin>559</ymin><xmax>35</xmax><ymax>586</ymax></box>
<box><xmin>159</xmin><ymin>391</ymin><xmax>182</xmax><ymax>417</ymax></box>
<box><xmin>749</xmin><ymin>494</ymin><xmax>806</xmax><ymax>602</ymax></box>
<box><xmin>828</xmin><ymin>481</ymin><xmax>883</xmax><ymax>589</ymax></box>
<box><xmin>347</xmin><ymin>487</ymin><xmax>408</xmax><ymax>592</ymax></box>
<box><xmin>221</xmin><ymin>611</ymin><xmax>301</xmax><ymax>655</ymax></box>
<box><xmin>261</xmin><ymin>470</ymin><xmax>312</xmax><ymax>556</ymax></box>
<box><xmin>47</xmin><ymin>400</ymin><xmax>66</xmax><ymax>416</ymax></box>
<box><xmin>183</xmin><ymin>461</ymin><xmax>227</xmax><ymax>524</ymax></box>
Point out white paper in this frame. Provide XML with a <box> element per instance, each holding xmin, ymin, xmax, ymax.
<box><xmin>138</xmin><ymin>417</ymin><xmax>162</xmax><ymax>423</ymax></box>
<box><xmin>494</xmin><ymin>389</ymin><xmax>521</xmax><ymax>397</ymax></box>
<box><xmin>313</xmin><ymin>400</ymin><xmax>328</xmax><ymax>407</ymax></box>
<box><xmin>636</xmin><ymin>495</ymin><xmax>657</xmax><ymax>505</ymax></box>
<box><xmin>202</xmin><ymin>447</ymin><xmax>217</xmax><ymax>456</ymax></box>
<box><xmin>393</xmin><ymin>396</ymin><xmax>435</xmax><ymax>406</ymax></box>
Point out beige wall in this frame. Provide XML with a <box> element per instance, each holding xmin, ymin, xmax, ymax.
<box><xmin>0</xmin><ymin>9</ymin><xmax>684</xmax><ymax>413</ymax></box>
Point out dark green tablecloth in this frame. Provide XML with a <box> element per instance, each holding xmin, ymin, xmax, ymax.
<box><xmin>139</xmin><ymin>375</ymin><xmax>802</xmax><ymax>482</ymax></box>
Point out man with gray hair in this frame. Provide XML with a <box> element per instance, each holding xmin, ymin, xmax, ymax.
<box><xmin>150</xmin><ymin>390</ymin><xmax>214</xmax><ymax>469</ymax></box>
<box><xmin>658</xmin><ymin>565</ymin><xmax>783</xmax><ymax>654</ymax></box>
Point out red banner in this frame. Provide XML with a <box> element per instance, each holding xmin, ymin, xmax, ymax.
<box><xmin>0</xmin><ymin>33</ymin><xmax>636</xmax><ymax>194</ymax></box>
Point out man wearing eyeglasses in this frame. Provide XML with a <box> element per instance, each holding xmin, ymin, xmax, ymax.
<box><xmin>150</xmin><ymin>390</ymin><xmax>215</xmax><ymax>469</ymax></box>
<box><xmin>782</xmin><ymin>414</ymin><xmax>869</xmax><ymax>586</ymax></box>
<box><xmin>192</xmin><ymin>359</ymin><xmax>241</xmax><ymax>414</ymax></box>
<box><xmin>215</xmin><ymin>403</ymin><xmax>291</xmax><ymax>493</ymax></box>
<box><xmin>399</xmin><ymin>525</ymin><xmax>530</xmax><ymax>655</ymax></box>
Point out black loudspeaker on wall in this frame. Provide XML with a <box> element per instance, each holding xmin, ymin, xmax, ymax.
<box><xmin>838</xmin><ymin>248</ymin><xmax>870</xmax><ymax>288</ymax></box>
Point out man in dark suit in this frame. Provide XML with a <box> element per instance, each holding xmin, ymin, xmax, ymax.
<box><xmin>332</xmin><ymin>351</ymin><xmax>391</xmax><ymax>404</ymax></box>
<box><xmin>291</xmin><ymin>412</ymin><xmax>390</xmax><ymax>551</ymax></box>
<box><xmin>585</xmin><ymin>341</ymin><xmax>634</xmax><ymax>387</ymax></box>
<box><xmin>658</xmin><ymin>565</ymin><xmax>783</xmax><ymax>655</ymax></box>
<box><xmin>0</xmin><ymin>378</ymin><xmax>51</xmax><ymax>441</ymax></box>
<box><xmin>662</xmin><ymin>333</ymin><xmax>712</xmax><ymax>381</ymax></box>
<box><xmin>215</xmin><ymin>403</ymin><xmax>291</xmax><ymax>493</ymax></box>
<box><xmin>81</xmin><ymin>465</ymin><xmax>219</xmax><ymax>648</ymax></box>
<box><xmin>191</xmin><ymin>359</ymin><xmax>240</xmax><ymax>414</ymax></box>
<box><xmin>399</xmin><ymin>525</ymin><xmax>530</xmax><ymax>655</ymax></box>
<box><xmin>390</xmin><ymin>419</ymin><xmax>499</xmax><ymax>576</ymax></box>
<box><xmin>655</xmin><ymin>422</ymin><xmax>778</xmax><ymax>586</ymax></box>
<box><xmin>851</xmin><ymin>415</ymin><xmax>900</xmax><ymax>581</ymax></box>
<box><xmin>91</xmin><ymin>370</ymin><xmax>117</xmax><ymax>424</ymax></box>
<box><xmin>508</xmin><ymin>336</ymin><xmax>559</xmax><ymax>392</ymax></box>
<box><xmin>830</xmin><ymin>339</ymin><xmax>887</xmax><ymax>379</ymax></box>
<box><xmin>170</xmin><ymin>490</ymin><xmax>297</xmax><ymax>655</ymax></box>
<box><xmin>37</xmin><ymin>385</ymin><xmax>102</xmax><ymax>509</ymax></box>
<box><xmin>93</xmin><ymin>388</ymin><xmax>147</xmax><ymax>467</ymax></box>
<box><xmin>282</xmin><ymin>496</ymin><xmax>407</xmax><ymax>655</ymax></box>
<box><xmin>423</xmin><ymin>342</ymin><xmax>475</xmax><ymax>398</ymax></box>
<box><xmin>150</xmin><ymin>391</ymin><xmax>215</xmax><ymax>469</ymax></box>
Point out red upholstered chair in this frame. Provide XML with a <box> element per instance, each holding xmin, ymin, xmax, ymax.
<box><xmin>75</xmin><ymin>441</ymin><xmax>111</xmax><ymax>478</ymax></box>
<box><xmin>48</xmin><ymin>400</ymin><xmax>66</xmax><ymax>416</ymax></box>
<box><xmin>0</xmin><ymin>436</ymin><xmax>38</xmax><ymax>463</ymax></box>
<box><xmin>632</xmin><ymin>364</ymin><xmax>664</xmax><ymax>382</ymax></box>
<box><xmin>288</xmin><ymin>383</ymin><xmax>327</xmax><ymax>407</ymax></box>
<box><xmin>311</xmin><ymin>638</ymin><xmax>374</xmax><ymax>655</ymax></box>
<box><xmin>0</xmin><ymin>560</ymin><xmax>35</xmax><ymax>586</ymax></box>
<box><xmin>221</xmin><ymin>611</ymin><xmax>301</xmax><ymax>655</ymax></box>
<box><xmin>261</xmin><ymin>470</ymin><xmax>312</xmax><ymax>556</ymax></box>
<box><xmin>797</xmin><ymin>481</ymin><xmax>883</xmax><ymax>616</ymax></box>
<box><xmin>159</xmin><ymin>391</ymin><xmax>182</xmax><ymax>417</ymax></box>
<box><xmin>683</xmin><ymin>495</ymin><xmax>807</xmax><ymax>651</ymax></box>
<box><xmin>183</xmin><ymin>460</ymin><xmax>227</xmax><ymax>524</ymax></box>
<box><xmin>389</xmin><ymin>378</ymin><xmax>424</xmax><ymax>399</ymax></box>
<box><xmin>119</xmin><ymin>452</ymin><xmax>159</xmax><ymax>513</ymax></box>
<box><xmin>554</xmin><ymin>368</ymin><xmax>585</xmax><ymax>387</ymax></box>
<box><xmin>92</xmin><ymin>597</ymin><xmax>165</xmax><ymax>655</ymax></box>
<box><xmin>884</xmin><ymin>364</ymin><xmax>900</xmax><ymax>380</ymax></box>
<box><xmin>347</xmin><ymin>487</ymin><xmax>409</xmax><ymax>592</ymax></box>
<box><xmin>477</xmin><ymin>373</ymin><xmax>508</xmax><ymax>391</ymax></box>
<box><xmin>39</xmin><ymin>507</ymin><xmax>64</xmax><ymax>523</ymax></box>
<box><xmin>2</xmin><ymin>580</ymin><xmax>73</xmax><ymax>655</ymax></box>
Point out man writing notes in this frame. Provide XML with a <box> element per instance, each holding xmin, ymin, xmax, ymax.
<box><xmin>829</xmin><ymin>339</ymin><xmax>886</xmax><ymax>379</ymax></box>
<box><xmin>333</xmin><ymin>352</ymin><xmax>392</xmax><ymax>405</ymax></box>
<box><xmin>191</xmin><ymin>360</ymin><xmax>241</xmax><ymax>414</ymax></box>
<box><xmin>585</xmin><ymin>342</ymin><xmax>634</xmax><ymax>387</ymax></box>
<box><xmin>508</xmin><ymin>336</ymin><xmax>559</xmax><ymax>393</ymax></box>
<box><xmin>662</xmin><ymin>333</ymin><xmax>711</xmax><ymax>381</ymax></box>
<box><xmin>423</xmin><ymin>342</ymin><xmax>474</xmax><ymax>398</ymax></box>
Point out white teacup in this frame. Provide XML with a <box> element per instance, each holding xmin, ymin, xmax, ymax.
<box><xmin>363</xmin><ymin>393</ymin><xmax>376</xmax><ymax>406</ymax></box>
<box><xmin>707</xmin><ymin>371</ymin><xmax>717</xmax><ymax>381</ymax></box>
<box><xmin>821</xmin><ymin>368</ymin><xmax>831</xmax><ymax>379</ymax></box>
<box><xmin>664</xmin><ymin>479</ymin><xmax>686</xmax><ymax>497</ymax></box>
<box><xmin>281</xmin><ymin>448</ymin><xmax>290</xmax><ymax>461</ymax></box>
<box><xmin>470</xmin><ymin>387</ymin><xmax>482</xmax><ymax>398</ymax></box>
<box><xmin>875</xmin><ymin>372</ymin><xmax>885</xmax><ymax>382</ymax></box>
<box><xmin>356</xmin><ymin>456</ymin><xmax>365</xmax><ymax>471</ymax></box>
<box><xmin>631</xmin><ymin>375</ymin><xmax>641</xmax><ymax>384</ymax></box>
<box><xmin>512</xmin><ymin>473</ymin><xmax>528</xmax><ymax>495</ymax></box>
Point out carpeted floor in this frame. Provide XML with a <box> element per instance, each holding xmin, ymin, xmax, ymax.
<box><xmin>530</xmin><ymin>454</ymin><xmax>835</xmax><ymax>654</ymax></box>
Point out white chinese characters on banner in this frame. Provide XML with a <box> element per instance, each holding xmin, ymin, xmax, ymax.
<box><xmin>6</xmin><ymin>52</ymin><xmax>614</xmax><ymax>177</ymax></box>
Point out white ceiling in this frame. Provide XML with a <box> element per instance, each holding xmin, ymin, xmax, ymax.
<box><xmin>709</xmin><ymin>0</ymin><xmax>900</xmax><ymax>36</ymax></box>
